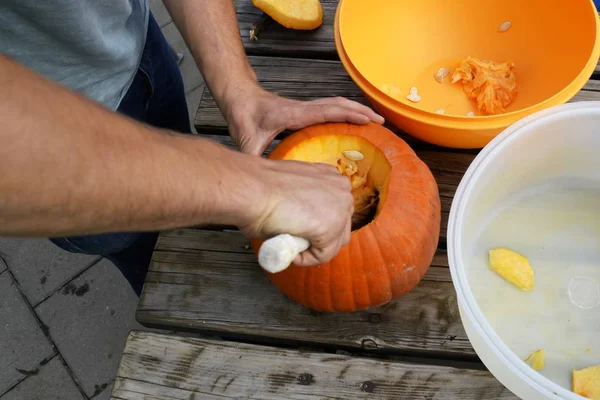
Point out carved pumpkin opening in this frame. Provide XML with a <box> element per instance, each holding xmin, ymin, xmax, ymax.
<box><xmin>280</xmin><ymin>134</ymin><xmax>392</xmax><ymax>231</ymax></box>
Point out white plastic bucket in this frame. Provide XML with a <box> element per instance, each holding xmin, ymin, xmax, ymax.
<box><xmin>448</xmin><ymin>102</ymin><xmax>600</xmax><ymax>399</ymax></box>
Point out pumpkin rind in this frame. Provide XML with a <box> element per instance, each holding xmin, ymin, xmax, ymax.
<box><xmin>251</xmin><ymin>123</ymin><xmax>441</xmax><ymax>312</ymax></box>
<box><xmin>251</xmin><ymin>0</ymin><xmax>323</xmax><ymax>31</ymax></box>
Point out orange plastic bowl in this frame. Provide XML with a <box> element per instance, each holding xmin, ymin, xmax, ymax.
<box><xmin>334</xmin><ymin>0</ymin><xmax>600</xmax><ymax>148</ymax></box>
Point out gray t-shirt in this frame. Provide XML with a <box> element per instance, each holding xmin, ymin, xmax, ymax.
<box><xmin>0</xmin><ymin>0</ymin><xmax>149</xmax><ymax>111</ymax></box>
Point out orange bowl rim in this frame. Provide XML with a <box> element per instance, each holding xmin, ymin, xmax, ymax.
<box><xmin>334</xmin><ymin>0</ymin><xmax>600</xmax><ymax>122</ymax></box>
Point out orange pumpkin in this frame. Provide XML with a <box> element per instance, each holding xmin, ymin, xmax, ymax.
<box><xmin>251</xmin><ymin>122</ymin><xmax>441</xmax><ymax>312</ymax></box>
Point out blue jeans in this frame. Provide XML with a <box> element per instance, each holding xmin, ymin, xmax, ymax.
<box><xmin>51</xmin><ymin>12</ymin><xmax>191</xmax><ymax>295</ymax></box>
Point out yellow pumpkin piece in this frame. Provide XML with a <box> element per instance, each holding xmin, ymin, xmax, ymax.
<box><xmin>488</xmin><ymin>248</ymin><xmax>534</xmax><ymax>291</ymax></box>
<box><xmin>524</xmin><ymin>349</ymin><xmax>545</xmax><ymax>371</ymax></box>
<box><xmin>573</xmin><ymin>365</ymin><xmax>600</xmax><ymax>399</ymax></box>
<box><xmin>252</xmin><ymin>0</ymin><xmax>323</xmax><ymax>30</ymax></box>
<box><xmin>451</xmin><ymin>56</ymin><xmax>518</xmax><ymax>115</ymax></box>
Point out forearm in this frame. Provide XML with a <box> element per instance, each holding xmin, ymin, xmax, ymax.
<box><xmin>0</xmin><ymin>54</ymin><xmax>264</xmax><ymax>236</ymax></box>
<box><xmin>163</xmin><ymin>0</ymin><xmax>258</xmax><ymax>112</ymax></box>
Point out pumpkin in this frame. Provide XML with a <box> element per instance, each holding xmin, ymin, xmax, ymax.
<box><xmin>250</xmin><ymin>0</ymin><xmax>323</xmax><ymax>40</ymax></box>
<box><xmin>251</xmin><ymin>123</ymin><xmax>441</xmax><ymax>312</ymax></box>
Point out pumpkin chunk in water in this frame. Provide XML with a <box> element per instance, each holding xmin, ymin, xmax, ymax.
<box><xmin>524</xmin><ymin>349</ymin><xmax>545</xmax><ymax>371</ymax></box>
<box><xmin>488</xmin><ymin>248</ymin><xmax>534</xmax><ymax>291</ymax></box>
<box><xmin>451</xmin><ymin>56</ymin><xmax>518</xmax><ymax>115</ymax></box>
<box><xmin>573</xmin><ymin>365</ymin><xmax>600</xmax><ymax>399</ymax></box>
<box><xmin>336</xmin><ymin>152</ymin><xmax>378</xmax><ymax>230</ymax></box>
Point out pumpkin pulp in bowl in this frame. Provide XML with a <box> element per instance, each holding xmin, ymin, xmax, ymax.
<box><xmin>251</xmin><ymin>123</ymin><xmax>441</xmax><ymax>312</ymax></box>
<box><xmin>334</xmin><ymin>0</ymin><xmax>600</xmax><ymax>149</ymax></box>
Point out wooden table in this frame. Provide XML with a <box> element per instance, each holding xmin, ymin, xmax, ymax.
<box><xmin>110</xmin><ymin>2</ymin><xmax>600</xmax><ymax>398</ymax></box>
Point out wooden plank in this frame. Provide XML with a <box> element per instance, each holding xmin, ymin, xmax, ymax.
<box><xmin>111</xmin><ymin>331</ymin><xmax>517</xmax><ymax>399</ymax></box>
<box><xmin>137</xmin><ymin>229</ymin><xmax>475</xmax><ymax>358</ymax></box>
<box><xmin>236</xmin><ymin>0</ymin><xmax>339</xmax><ymax>59</ymax></box>
<box><xmin>197</xmin><ymin>134</ymin><xmax>471</xmax><ymax>241</ymax></box>
<box><xmin>195</xmin><ymin>56</ymin><xmax>600</xmax><ymax>134</ymax></box>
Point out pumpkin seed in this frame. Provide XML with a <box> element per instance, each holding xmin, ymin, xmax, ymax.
<box><xmin>409</xmin><ymin>87</ymin><xmax>418</xmax><ymax>95</ymax></box>
<box><xmin>466</xmin><ymin>111</ymin><xmax>475</xmax><ymax>117</ymax></box>
<box><xmin>498</xmin><ymin>21</ymin><xmax>512</xmax><ymax>32</ymax></box>
<box><xmin>343</xmin><ymin>150</ymin><xmax>364</xmax><ymax>161</ymax></box>
<box><xmin>435</xmin><ymin>109</ymin><xmax>445</xmax><ymax>114</ymax></box>
<box><xmin>406</xmin><ymin>93</ymin><xmax>421</xmax><ymax>103</ymax></box>
<box><xmin>434</xmin><ymin>68</ymin><xmax>449</xmax><ymax>83</ymax></box>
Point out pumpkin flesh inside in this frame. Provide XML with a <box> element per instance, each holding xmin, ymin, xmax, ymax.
<box><xmin>281</xmin><ymin>135</ymin><xmax>391</xmax><ymax>230</ymax></box>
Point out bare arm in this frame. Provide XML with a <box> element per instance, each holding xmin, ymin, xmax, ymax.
<box><xmin>163</xmin><ymin>0</ymin><xmax>384</xmax><ymax>156</ymax></box>
<box><xmin>0</xmin><ymin>54</ymin><xmax>266</xmax><ymax>236</ymax></box>
<box><xmin>161</xmin><ymin>0</ymin><xmax>257</xmax><ymax>114</ymax></box>
<box><xmin>0</xmin><ymin>51</ymin><xmax>354</xmax><ymax>265</ymax></box>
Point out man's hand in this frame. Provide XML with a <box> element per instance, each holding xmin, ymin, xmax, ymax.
<box><xmin>226</xmin><ymin>85</ymin><xmax>385</xmax><ymax>156</ymax></box>
<box><xmin>241</xmin><ymin>159</ymin><xmax>354</xmax><ymax>267</ymax></box>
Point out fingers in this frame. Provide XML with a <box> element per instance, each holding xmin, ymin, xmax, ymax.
<box><xmin>293</xmin><ymin>218</ymin><xmax>352</xmax><ymax>267</ymax></box>
<box><xmin>293</xmin><ymin>192</ymin><xmax>353</xmax><ymax>268</ymax></box>
<box><xmin>293</xmin><ymin>241</ymin><xmax>341</xmax><ymax>267</ymax></box>
<box><xmin>312</xmin><ymin>96</ymin><xmax>385</xmax><ymax>124</ymax></box>
<box><xmin>235</xmin><ymin>95</ymin><xmax>384</xmax><ymax>159</ymax></box>
<box><xmin>289</xmin><ymin>104</ymin><xmax>368</xmax><ymax>128</ymax></box>
<box><xmin>288</xmin><ymin>97</ymin><xmax>385</xmax><ymax>129</ymax></box>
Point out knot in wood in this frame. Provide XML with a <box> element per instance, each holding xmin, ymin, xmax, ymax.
<box><xmin>360</xmin><ymin>337</ymin><xmax>378</xmax><ymax>350</ymax></box>
<box><xmin>297</xmin><ymin>373</ymin><xmax>314</xmax><ymax>386</ymax></box>
<box><xmin>368</xmin><ymin>313</ymin><xmax>383</xmax><ymax>324</ymax></box>
<box><xmin>360</xmin><ymin>381</ymin><xmax>375</xmax><ymax>393</ymax></box>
